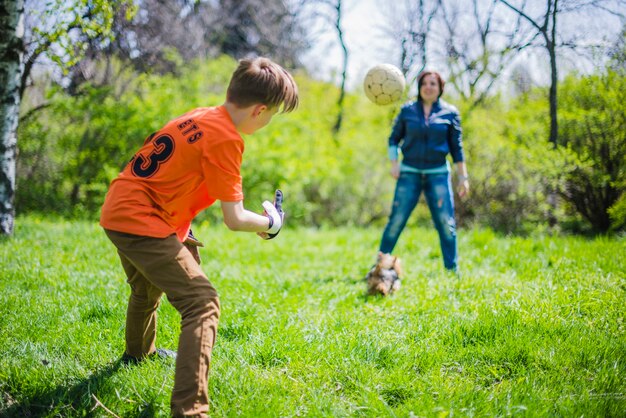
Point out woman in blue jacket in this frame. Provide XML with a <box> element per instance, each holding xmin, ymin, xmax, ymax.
<box><xmin>379</xmin><ymin>70</ymin><xmax>469</xmax><ymax>272</ymax></box>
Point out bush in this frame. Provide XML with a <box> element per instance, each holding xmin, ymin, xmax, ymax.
<box><xmin>238</xmin><ymin>76</ymin><xmax>397</xmax><ymax>227</ymax></box>
<box><xmin>17</xmin><ymin>56</ymin><xmax>401</xmax><ymax>227</ymax></box>
<box><xmin>17</xmin><ymin>57</ymin><xmax>234</xmax><ymax>217</ymax></box>
<box><xmin>608</xmin><ymin>188</ymin><xmax>626</xmax><ymax>231</ymax></box>
<box><xmin>16</xmin><ymin>56</ymin><xmax>624</xmax><ymax>234</ymax></box>
<box><xmin>455</xmin><ymin>93</ymin><xmax>556</xmax><ymax>234</ymax></box>
<box><xmin>557</xmin><ymin>71</ymin><xmax>626</xmax><ymax>232</ymax></box>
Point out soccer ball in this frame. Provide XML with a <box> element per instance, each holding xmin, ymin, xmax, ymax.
<box><xmin>363</xmin><ymin>64</ymin><xmax>405</xmax><ymax>105</ymax></box>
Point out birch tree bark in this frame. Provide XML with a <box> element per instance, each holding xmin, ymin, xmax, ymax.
<box><xmin>0</xmin><ymin>0</ymin><xmax>24</xmax><ymax>235</ymax></box>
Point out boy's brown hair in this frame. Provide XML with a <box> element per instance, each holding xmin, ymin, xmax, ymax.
<box><xmin>226</xmin><ymin>57</ymin><xmax>299</xmax><ymax>113</ymax></box>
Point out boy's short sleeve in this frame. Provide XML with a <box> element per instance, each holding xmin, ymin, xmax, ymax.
<box><xmin>203</xmin><ymin>140</ymin><xmax>244</xmax><ymax>201</ymax></box>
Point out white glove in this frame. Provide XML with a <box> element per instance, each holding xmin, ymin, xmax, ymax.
<box><xmin>262</xmin><ymin>189</ymin><xmax>284</xmax><ymax>239</ymax></box>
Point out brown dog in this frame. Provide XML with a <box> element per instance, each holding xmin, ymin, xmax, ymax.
<box><xmin>366</xmin><ymin>252</ymin><xmax>403</xmax><ymax>296</ymax></box>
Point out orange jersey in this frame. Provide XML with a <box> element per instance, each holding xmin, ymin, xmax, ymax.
<box><xmin>100</xmin><ymin>106</ymin><xmax>244</xmax><ymax>241</ymax></box>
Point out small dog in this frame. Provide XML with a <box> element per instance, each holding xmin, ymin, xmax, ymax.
<box><xmin>366</xmin><ymin>252</ymin><xmax>403</xmax><ymax>296</ymax></box>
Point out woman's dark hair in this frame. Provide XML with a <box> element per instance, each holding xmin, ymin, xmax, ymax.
<box><xmin>417</xmin><ymin>71</ymin><xmax>445</xmax><ymax>100</ymax></box>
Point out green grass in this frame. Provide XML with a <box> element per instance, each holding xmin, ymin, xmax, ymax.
<box><xmin>1</xmin><ymin>216</ymin><xmax>625</xmax><ymax>417</ymax></box>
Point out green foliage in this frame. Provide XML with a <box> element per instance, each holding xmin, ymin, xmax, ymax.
<box><xmin>17</xmin><ymin>55</ymin><xmax>400</xmax><ymax>227</ymax></box>
<box><xmin>30</xmin><ymin>0</ymin><xmax>135</xmax><ymax>70</ymax></box>
<box><xmin>456</xmin><ymin>93</ymin><xmax>556</xmax><ymax>233</ymax></box>
<box><xmin>608</xmin><ymin>189</ymin><xmax>626</xmax><ymax>230</ymax></box>
<box><xmin>557</xmin><ymin>71</ymin><xmax>626</xmax><ymax>232</ymax></box>
<box><xmin>240</xmin><ymin>75</ymin><xmax>397</xmax><ymax>227</ymax></box>
<box><xmin>1</xmin><ymin>217</ymin><xmax>625</xmax><ymax>416</ymax></box>
<box><xmin>16</xmin><ymin>56</ymin><xmax>626</xmax><ymax>233</ymax></box>
<box><xmin>457</xmin><ymin>70</ymin><xmax>626</xmax><ymax>234</ymax></box>
<box><xmin>17</xmin><ymin>57</ymin><xmax>234</xmax><ymax>217</ymax></box>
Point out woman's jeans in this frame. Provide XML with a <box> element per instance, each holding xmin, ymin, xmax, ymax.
<box><xmin>379</xmin><ymin>171</ymin><xmax>458</xmax><ymax>271</ymax></box>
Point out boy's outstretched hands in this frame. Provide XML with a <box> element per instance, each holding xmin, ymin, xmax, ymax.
<box><xmin>258</xmin><ymin>189</ymin><xmax>284</xmax><ymax>240</ymax></box>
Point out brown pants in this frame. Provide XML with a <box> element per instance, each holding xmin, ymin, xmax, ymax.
<box><xmin>105</xmin><ymin>229</ymin><xmax>220</xmax><ymax>418</ymax></box>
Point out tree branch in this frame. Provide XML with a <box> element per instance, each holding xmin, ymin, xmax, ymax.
<box><xmin>499</xmin><ymin>0</ymin><xmax>544</xmax><ymax>32</ymax></box>
<box><xmin>18</xmin><ymin>103</ymin><xmax>52</xmax><ymax>124</ymax></box>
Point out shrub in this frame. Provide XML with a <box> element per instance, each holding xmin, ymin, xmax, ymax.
<box><xmin>16</xmin><ymin>56</ymin><xmax>623</xmax><ymax>234</ymax></box>
<box><xmin>557</xmin><ymin>71</ymin><xmax>626</xmax><ymax>232</ymax></box>
<box><xmin>455</xmin><ymin>93</ymin><xmax>556</xmax><ymax>233</ymax></box>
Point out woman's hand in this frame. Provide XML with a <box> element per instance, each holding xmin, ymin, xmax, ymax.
<box><xmin>390</xmin><ymin>160</ymin><xmax>400</xmax><ymax>179</ymax></box>
<box><xmin>455</xmin><ymin>163</ymin><xmax>469</xmax><ymax>198</ymax></box>
<box><xmin>457</xmin><ymin>178</ymin><xmax>470</xmax><ymax>198</ymax></box>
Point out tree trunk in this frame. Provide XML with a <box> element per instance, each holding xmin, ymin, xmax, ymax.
<box><xmin>548</xmin><ymin>42</ymin><xmax>558</xmax><ymax>146</ymax></box>
<box><xmin>546</xmin><ymin>0</ymin><xmax>558</xmax><ymax>226</ymax></box>
<box><xmin>0</xmin><ymin>0</ymin><xmax>24</xmax><ymax>235</ymax></box>
<box><xmin>548</xmin><ymin>0</ymin><xmax>558</xmax><ymax>147</ymax></box>
<box><xmin>332</xmin><ymin>0</ymin><xmax>348</xmax><ymax>136</ymax></box>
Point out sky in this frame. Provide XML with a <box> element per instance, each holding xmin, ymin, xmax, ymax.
<box><xmin>299</xmin><ymin>0</ymin><xmax>396</xmax><ymax>91</ymax></box>
<box><xmin>298</xmin><ymin>0</ymin><xmax>625</xmax><ymax>95</ymax></box>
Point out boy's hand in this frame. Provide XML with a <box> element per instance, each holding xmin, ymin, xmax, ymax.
<box><xmin>184</xmin><ymin>229</ymin><xmax>204</xmax><ymax>264</ymax></box>
<box><xmin>184</xmin><ymin>229</ymin><xmax>204</xmax><ymax>247</ymax></box>
<box><xmin>259</xmin><ymin>190</ymin><xmax>284</xmax><ymax>240</ymax></box>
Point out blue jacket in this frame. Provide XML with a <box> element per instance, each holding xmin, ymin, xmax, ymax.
<box><xmin>388</xmin><ymin>99</ymin><xmax>464</xmax><ymax>169</ymax></box>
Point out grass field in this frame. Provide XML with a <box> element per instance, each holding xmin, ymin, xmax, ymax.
<box><xmin>1</xmin><ymin>216</ymin><xmax>625</xmax><ymax>417</ymax></box>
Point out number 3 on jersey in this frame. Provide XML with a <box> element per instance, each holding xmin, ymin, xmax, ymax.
<box><xmin>131</xmin><ymin>134</ymin><xmax>175</xmax><ymax>178</ymax></box>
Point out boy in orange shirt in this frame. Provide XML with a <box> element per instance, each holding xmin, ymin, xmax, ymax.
<box><xmin>100</xmin><ymin>57</ymin><xmax>298</xmax><ymax>418</ymax></box>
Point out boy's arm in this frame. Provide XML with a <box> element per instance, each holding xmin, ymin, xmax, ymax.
<box><xmin>220</xmin><ymin>200</ymin><xmax>272</xmax><ymax>233</ymax></box>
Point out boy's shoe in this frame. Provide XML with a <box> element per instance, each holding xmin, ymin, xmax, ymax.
<box><xmin>121</xmin><ymin>348</ymin><xmax>177</xmax><ymax>365</ymax></box>
<box><xmin>154</xmin><ymin>348</ymin><xmax>177</xmax><ymax>360</ymax></box>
